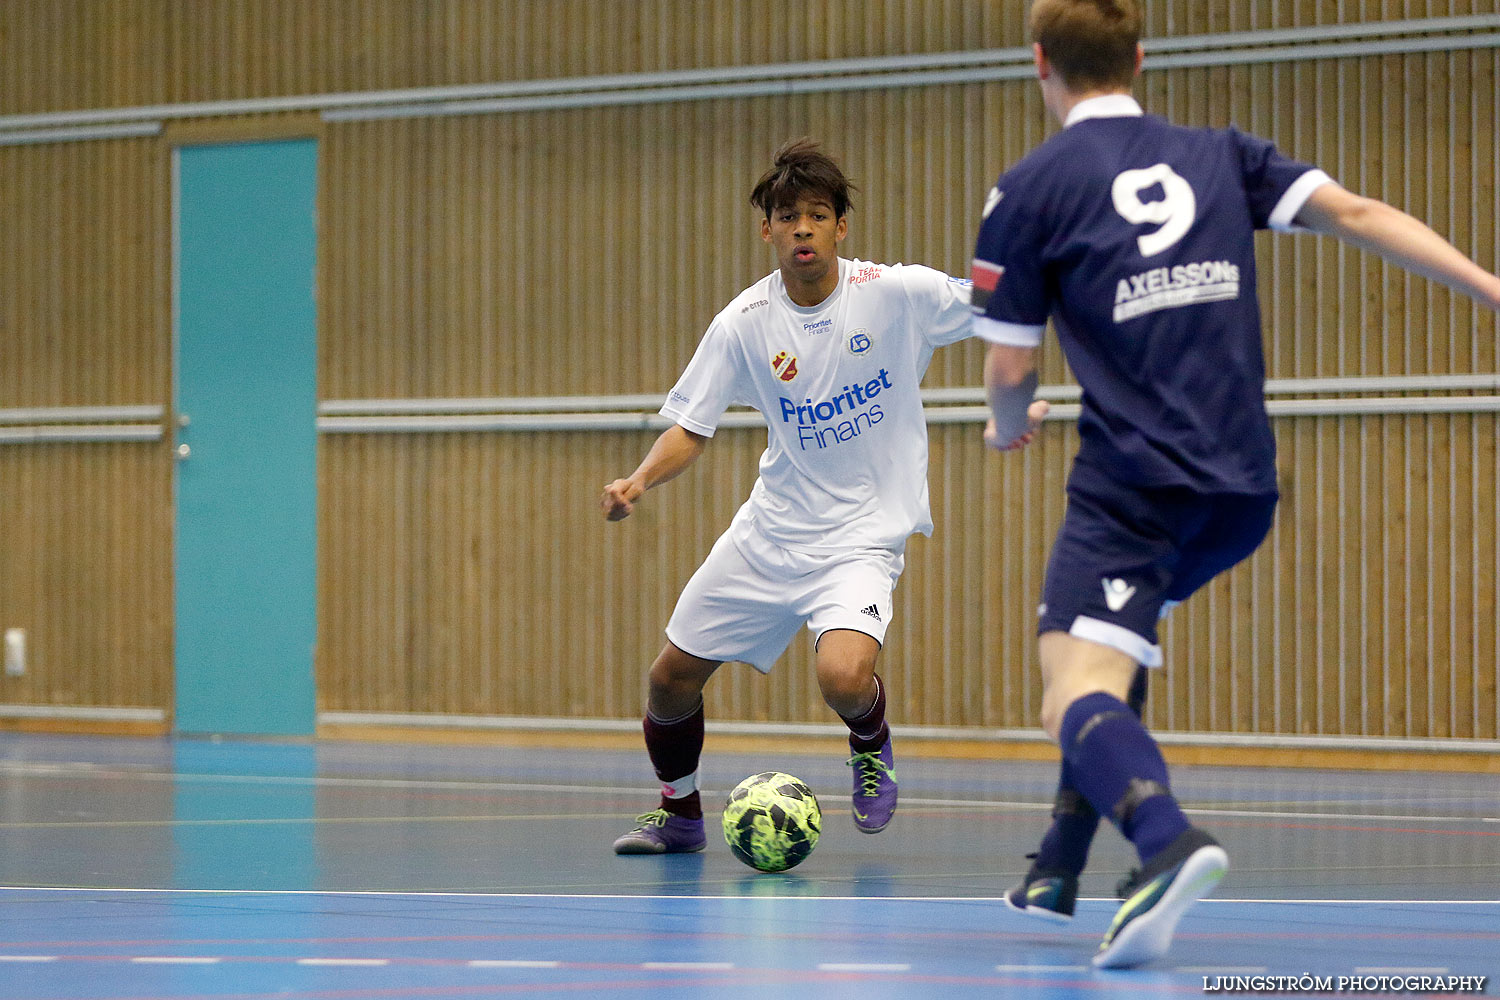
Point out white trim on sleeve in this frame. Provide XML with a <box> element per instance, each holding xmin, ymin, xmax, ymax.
<box><xmin>971</xmin><ymin>315</ymin><xmax>1045</xmax><ymax>347</ymax></box>
<box><xmin>1070</xmin><ymin>615</ymin><xmax>1164</xmax><ymax>668</ymax></box>
<box><xmin>1267</xmin><ymin>168</ymin><xmax>1335</xmax><ymax>232</ymax></box>
<box><xmin>658</xmin><ymin>408</ymin><xmax>718</xmax><ymax>438</ymax></box>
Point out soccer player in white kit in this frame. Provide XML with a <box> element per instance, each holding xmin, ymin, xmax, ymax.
<box><xmin>601</xmin><ymin>138</ymin><xmax>974</xmax><ymax>854</ymax></box>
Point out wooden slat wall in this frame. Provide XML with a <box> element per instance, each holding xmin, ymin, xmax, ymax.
<box><xmin>1</xmin><ymin>3</ymin><xmax>1496</xmax><ymax>741</ymax></box>
<box><xmin>0</xmin><ymin>137</ymin><xmax>168</xmax><ymax>405</ymax></box>
<box><xmin>2</xmin><ymin>1</ymin><xmax>1494</xmax><ymax>115</ymax></box>
<box><xmin>0</xmin><ymin>443</ymin><xmax>172</xmax><ymax>710</ymax></box>
<box><xmin>315</xmin><ymin>50</ymin><xmax>1498</xmax><ymax>742</ymax></box>
<box><xmin>0</xmin><ymin>136</ymin><xmax>171</xmax><ymax>711</ymax></box>
<box><xmin>315</xmin><ymin>412</ymin><xmax>1500</xmax><ymax>739</ymax></box>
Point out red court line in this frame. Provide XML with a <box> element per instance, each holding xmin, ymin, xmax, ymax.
<box><xmin>9</xmin><ymin>911</ymin><xmax>1500</xmax><ymax>951</ymax></box>
<box><xmin>15</xmin><ymin>969</ymin><xmax>1336</xmax><ymax>1000</ymax></box>
<box><xmin>1212</xmin><ymin>817</ymin><xmax>1500</xmax><ymax>838</ymax></box>
<box><xmin>23</xmin><ymin>974</ymin><xmax>785</xmax><ymax>1000</ymax></box>
<box><xmin>19</xmin><ymin>971</ymin><xmax>1437</xmax><ymax>1000</ymax></box>
<box><xmin>1</xmin><ymin>928</ymin><xmax>1109</xmax><ymax>949</ymax></box>
<box><xmin>1176</xmin><ymin>930</ymin><xmax>1500</xmax><ymax>941</ymax></box>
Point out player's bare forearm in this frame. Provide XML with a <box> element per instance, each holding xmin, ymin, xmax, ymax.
<box><xmin>1297</xmin><ymin>183</ymin><xmax>1500</xmax><ymax>311</ymax></box>
<box><xmin>984</xmin><ymin>344</ymin><xmax>1044</xmax><ymax>450</ymax></box>
<box><xmin>600</xmin><ymin>424</ymin><xmax>708</xmax><ymax>521</ymax></box>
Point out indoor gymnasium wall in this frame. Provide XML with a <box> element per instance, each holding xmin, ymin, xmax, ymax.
<box><xmin>1</xmin><ymin>2</ymin><xmax>1496</xmax><ymax>742</ymax></box>
<box><xmin>0</xmin><ymin>135</ymin><xmax>173</xmax><ymax>716</ymax></box>
<box><xmin>315</xmin><ymin>36</ymin><xmax>1500</xmax><ymax>739</ymax></box>
<box><xmin>3</xmin><ymin>1</ymin><xmax>1493</xmax><ymax>111</ymax></box>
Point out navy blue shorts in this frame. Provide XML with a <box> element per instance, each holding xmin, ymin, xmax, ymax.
<box><xmin>1038</xmin><ymin>471</ymin><xmax>1277</xmax><ymax>666</ymax></box>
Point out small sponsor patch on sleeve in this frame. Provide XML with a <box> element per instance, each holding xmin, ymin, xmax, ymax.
<box><xmin>969</xmin><ymin>259</ymin><xmax>1005</xmax><ymax>310</ymax></box>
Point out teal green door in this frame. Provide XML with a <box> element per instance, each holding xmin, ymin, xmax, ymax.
<box><xmin>174</xmin><ymin>139</ymin><xmax>318</xmax><ymax>735</ymax></box>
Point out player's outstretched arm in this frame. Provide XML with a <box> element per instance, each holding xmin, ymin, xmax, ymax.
<box><xmin>983</xmin><ymin>344</ymin><xmax>1050</xmax><ymax>452</ymax></box>
<box><xmin>600</xmin><ymin>424</ymin><xmax>708</xmax><ymax>521</ymax></box>
<box><xmin>1295</xmin><ymin>183</ymin><xmax>1500</xmax><ymax>311</ymax></box>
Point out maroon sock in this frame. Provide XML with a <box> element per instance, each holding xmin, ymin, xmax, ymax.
<box><xmin>656</xmin><ymin>789</ymin><xmax>701</xmax><ymax>819</ymax></box>
<box><xmin>839</xmin><ymin>673</ymin><xmax>889</xmax><ymax>753</ymax></box>
<box><xmin>643</xmin><ymin>701</ymin><xmax>704</xmax><ymax>820</ymax></box>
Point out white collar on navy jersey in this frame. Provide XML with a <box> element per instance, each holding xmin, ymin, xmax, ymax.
<box><xmin>1063</xmin><ymin>94</ymin><xmax>1144</xmax><ymax>128</ymax></box>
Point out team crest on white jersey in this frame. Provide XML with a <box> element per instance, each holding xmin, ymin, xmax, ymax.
<box><xmin>847</xmin><ymin>330</ymin><xmax>873</xmax><ymax>356</ymax></box>
<box><xmin>771</xmin><ymin>351</ymin><xmax>799</xmax><ymax>382</ymax></box>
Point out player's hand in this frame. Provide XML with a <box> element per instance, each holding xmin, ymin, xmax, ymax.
<box><xmin>601</xmin><ymin>478</ymin><xmax>644</xmax><ymax>521</ymax></box>
<box><xmin>983</xmin><ymin>399</ymin><xmax>1051</xmax><ymax>452</ymax></box>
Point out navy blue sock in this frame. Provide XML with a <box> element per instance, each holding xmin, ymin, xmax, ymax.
<box><xmin>1033</xmin><ymin>667</ymin><xmax>1148</xmax><ymax>875</ymax></box>
<box><xmin>1033</xmin><ymin>760</ymin><xmax>1100</xmax><ymax>875</ymax></box>
<box><xmin>1058</xmin><ymin>691</ymin><xmax>1189</xmax><ymax>866</ymax></box>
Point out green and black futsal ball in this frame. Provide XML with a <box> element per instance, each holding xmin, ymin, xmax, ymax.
<box><xmin>722</xmin><ymin>771</ymin><xmax>822</xmax><ymax>872</ymax></box>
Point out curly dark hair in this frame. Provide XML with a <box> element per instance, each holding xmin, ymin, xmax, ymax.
<box><xmin>748</xmin><ymin>138</ymin><xmax>856</xmax><ymax>220</ymax></box>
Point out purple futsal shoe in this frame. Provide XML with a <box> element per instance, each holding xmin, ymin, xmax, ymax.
<box><xmin>612</xmin><ymin>808</ymin><xmax>707</xmax><ymax>855</ymax></box>
<box><xmin>846</xmin><ymin>736</ymin><xmax>898</xmax><ymax>833</ymax></box>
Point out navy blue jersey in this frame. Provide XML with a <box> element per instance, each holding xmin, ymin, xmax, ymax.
<box><xmin>971</xmin><ymin>98</ymin><xmax>1329</xmax><ymax>494</ymax></box>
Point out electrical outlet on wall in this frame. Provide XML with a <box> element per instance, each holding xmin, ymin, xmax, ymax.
<box><xmin>4</xmin><ymin>628</ymin><xmax>25</xmax><ymax>676</ymax></box>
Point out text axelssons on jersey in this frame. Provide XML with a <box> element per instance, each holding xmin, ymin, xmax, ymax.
<box><xmin>1113</xmin><ymin>260</ymin><xmax>1240</xmax><ymax>322</ymax></box>
<box><xmin>778</xmin><ymin>368</ymin><xmax>893</xmax><ymax>451</ymax></box>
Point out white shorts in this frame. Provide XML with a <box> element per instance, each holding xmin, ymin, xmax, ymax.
<box><xmin>665</xmin><ymin>528</ymin><xmax>904</xmax><ymax>673</ymax></box>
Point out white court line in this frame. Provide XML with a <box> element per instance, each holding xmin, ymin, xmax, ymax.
<box><xmin>6</xmin><ymin>805</ymin><xmax>1496</xmax><ymax>831</ymax></box>
<box><xmin>0</xmin><ymin>814</ymin><xmax>632</xmax><ymax>831</ymax></box>
<box><xmin>0</xmin><ymin>887</ymin><xmax>1497</xmax><ymax>905</ymax></box>
<box><xmin>819</xmin><ymin>963</ymin><xmax>912</xmax><ymax>972</ymax></box>
<box><xmin>3</xmin><ymin>765</ymin><xmax>1494</xmax><ymax>824</ymax></box>
<box><xmin>0</xmin><ymin>955</ymin><xmax>1486</xmax><ymax>976</ymax></box>
<box><xmin>914</xmin><ymin>797</ymin><xmax>1499</xmax><ymax>824</ymax></box>
<box><xmin>641</xmin><ymin>962</ymin><xmax>735</xmax><ymax>970</ymax></box>
<box><xmin>0</xmin><ymin>765</ymin><xmax>654</xmax><ymax>798</ymax></box>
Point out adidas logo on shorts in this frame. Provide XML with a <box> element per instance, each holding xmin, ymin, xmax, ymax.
<box><xmin>859</xmin><ymin>604</ymin><xmax>882</xmax><ymax>622</ymax></box>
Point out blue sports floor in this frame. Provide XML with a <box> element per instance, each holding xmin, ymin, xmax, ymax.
<box><xmin>0</xmin><ymin>732</ymin><xmax>1496</xmax><ymax>999</ymax></box>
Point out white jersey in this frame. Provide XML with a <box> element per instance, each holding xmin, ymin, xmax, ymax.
<box><xmin>661</xmin><ymin>257</ymin><xmax>972</xmax><ymax>552</ymax></box>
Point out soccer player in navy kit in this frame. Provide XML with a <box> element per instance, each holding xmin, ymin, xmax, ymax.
<box><xmin>601</xmin><ymin>139</ymin><xmax>974</xmax><ymax>856</ymax></box>
<box><xmin>973</xmin><ymin>0</ymin><xmax>1500</xmax><ymax>970</ymax></box>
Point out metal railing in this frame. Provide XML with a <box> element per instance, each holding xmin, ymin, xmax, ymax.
<box><xmin>8</xmin><ymin>376</ymin><xmax>1500</xmax><ymax>441</ymax></box>
<box><xmin>0</xmin><ymin>406</ymin><xmax>165</xmax><ymax>444</ymax></box>
<box><xmin>1</xmin><ymin>16</ymin><xmax>1496</xmax><ymax>142</ymax></box>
